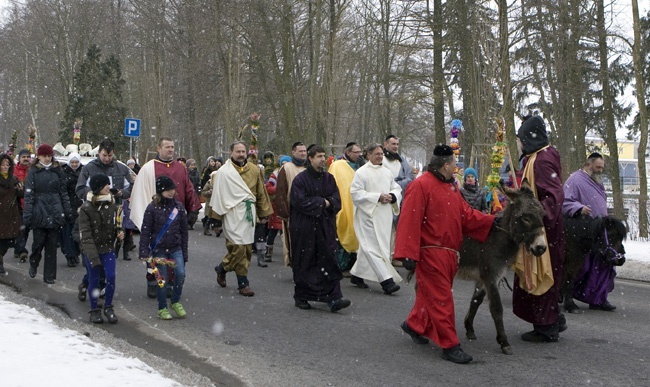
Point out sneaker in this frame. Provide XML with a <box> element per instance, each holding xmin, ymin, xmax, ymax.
<box><xmin>170</xmin><ymin>302</ymin><xmax>187</xmax><ymax>318</ymax></box>
<box><xmin>77</xmin><ymin>283</ymin><xmax>87</xmax><ymax>301</ymax></box>
<box><xmin>442</xmin><ymin>345</ymin><xmax>473</xmax><ymax>364</ymax></box>
<box><xmin>104</xmin><ymin>306</ymin><xmax>118</xmax><ymax>324</ymax></box>
<box><xmin>158</xmin><ymin>308</ymin><xmax>173</xmax><ymax>320</ymax></box>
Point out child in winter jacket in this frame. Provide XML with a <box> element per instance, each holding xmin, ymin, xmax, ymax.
<box><xmin>78</xmin><ymin>173</ymin><xmax>123</xmax><ymax>324</ymax></box>
<box><xmin>139</xmin><ymin>175</ymin><xmax>189</xmax><ymax>320</ymax></box>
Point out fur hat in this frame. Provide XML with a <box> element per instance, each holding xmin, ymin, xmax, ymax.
<box><xmin>89</xmin><ymin>173</ymin><xmax>110</xmax><ymax>194</ymax></box>
<box><xmin>156</xmin><ymin>175</ymin><xmax>176</xmax><ymax>194</ymax></box>
<box><xmin>36</xmin><ymin>144</ymin><xmax>54</xmax><ymax>157</ymax></box>
<box><xmin>433</xmin><ymin>144</ymin><xmax>453</xmax><ymax>157</ymax></box>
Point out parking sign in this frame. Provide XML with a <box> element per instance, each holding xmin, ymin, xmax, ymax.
<box><xmin>124</xmin><ymin>118</ymin><xmax>141</xmax><ymax>137</ymax></box>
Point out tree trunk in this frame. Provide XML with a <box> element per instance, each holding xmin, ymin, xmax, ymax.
<box><xmin>597</xmin><ymin>0</ymin><xmax>624</xmax><ymax>219</ymax></box>
<box><xmin>632</xmin><ymin>0</ymin><xmax>648</xmax><ymax>237</ymax></box>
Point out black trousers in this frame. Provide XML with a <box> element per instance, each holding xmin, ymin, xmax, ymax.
<box><xmin>30</xmin><ymin>228</ymin><xmax>60</xmax><ymax>281</ymax></box>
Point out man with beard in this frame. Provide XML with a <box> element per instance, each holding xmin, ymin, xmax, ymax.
<box><xmin>382</xmin><ymin>135</ymin><xmax>414</xmax><ymax>267</ymax></box>
<box><xmin>274</xmin><ymin>142</ymin><xmax>308</xmax><ymax>266</ymax></box>
<box><xmin>562</xmin><ymin>152</ymin><xmax>616</xmax><ymax>311</ymax></box>
<box><xmin>211</xmin><ymin>141</ymin><xmax>273</xmax><ymax>296</ymax></box>
<box><xmin>290</xmin><ymin>145</ymin><xmax>351</xmax><ymax>312</ymax></box>
<box><xmin>328</xmin><ymin>142</ymin><xmax>364</xmax><ymax>275</ymax></box>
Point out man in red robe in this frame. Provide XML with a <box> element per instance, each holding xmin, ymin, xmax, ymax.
<box><xmin>513</xmin><ymin>115</ymin><xmax>566</xmax><ymax>342</ymax></box>
<box><xmin>395</xmin><ymin>144</ymin><xmax>495</xmax><ymax>364</ymax></box>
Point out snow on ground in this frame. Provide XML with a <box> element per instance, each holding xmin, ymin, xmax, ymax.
<box><xmin>0</xmin><ymin>293</ymin><xmax>183</xmax><ymax>387</ymax></box>
<box><xmin>0</xmin><ymin>240</ymin><xmax>648</xmax><ymax>386</ymax></box>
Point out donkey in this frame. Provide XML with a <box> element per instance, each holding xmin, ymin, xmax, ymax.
<box><xmin>561</xmin><ymin>215</ymin><xmax>627</xmax><ymax>314</ymax></box>
<box><xmin>456</xmin><ymin>181</ymin><xmax>547</xmax><ymax>355</ymax></box>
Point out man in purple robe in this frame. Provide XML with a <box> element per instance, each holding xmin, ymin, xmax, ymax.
<box><xmin>563</xmin><ymin>152</ymin><xmax>616</xmax><ymax>311</ymax></box>
<box><xmin>290</xmin><ymin>145</ymin><xmax>351</xmax><ymax>313</ymax></box>
<box><xmin>514</xmin><ymin>115</ymin><xmax>566</xmax><ymax>343</ymax></box>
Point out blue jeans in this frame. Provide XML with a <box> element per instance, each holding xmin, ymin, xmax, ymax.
<box><xmin>156</xmin><ymin>249</ymin><xmax>186</xmax><ymax>310</ymax></box>
<box><xmin>84</xmin><ymin>251</ymin><xmax>116</xmax><ymax>310</ymax></box>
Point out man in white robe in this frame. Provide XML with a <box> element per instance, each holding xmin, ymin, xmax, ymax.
<box><xmin>350</xmin><ymin>144</ymin><xmax>402</xmax><ymax>294</ymax></box>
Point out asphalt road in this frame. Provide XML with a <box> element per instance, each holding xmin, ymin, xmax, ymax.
<box><xmin>2</xmin><ymin>230</ymin><xmax>650</xmax><ymax>387</ymax></box>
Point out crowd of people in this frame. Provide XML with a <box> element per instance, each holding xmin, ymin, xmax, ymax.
<box><xmin>0</xmin><ymin>119</ymin><xmax>621</xmax><ymax>364</ymax></box>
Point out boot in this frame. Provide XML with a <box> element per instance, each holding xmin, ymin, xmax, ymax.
<box><xmin>0</xmin><ymin>255</ymin><xmax>5</xmax><ymax>274</ymax></box>
<box><xmin>77</xmin><ymin>282</ymin><xmax>87</xmax><ymax>301</ymax></box>
<box><xmin>104</xmin><ymin>305</ymin><xmax>118</xmax><ymax>324</ymax></box>
<box><xmin>89</xmin><ymin>309</ymin><xmax>104</xmax><ymax>324</ymax></box>
<box><xmin>203</xmin><ymin>222</ymin><xmax>212</xmax><ymax>236</ymax></box>
<box><xmin>147</xmin><ymin>281</ymin><xmax>158</xmax><ymax>298</ymax></box>
<box><xmin>264</xmin><ymin>245</ymin><xmax>273</xmax><ymax>262</ymax></box>
<box><xmin>256</xmin><ymin>242</ymin><xmax>267</xmax><ymax>267</ymax></box>
<box><xmin>122</xmin><ymin>245</ymin><xmax>132</xmax><ymax>261</ymax></box>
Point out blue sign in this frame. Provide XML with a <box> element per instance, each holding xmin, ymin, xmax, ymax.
<box><xmin>124</xmin><ymin>118</ymin><xmax>141</xmax><ymax>137</ymax></box>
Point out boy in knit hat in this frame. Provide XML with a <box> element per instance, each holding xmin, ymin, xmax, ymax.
<box><xmin>78</xmin><ymin>173</ymin><xmax>123</xmax><ymax>324</ymax></box>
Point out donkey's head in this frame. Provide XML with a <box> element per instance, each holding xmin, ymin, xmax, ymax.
<box><xmin>500</xmin><ymin>180</ymin><xmax>547</xmax><ymax>256</ymax></box>
<box><xmin>593</xmin><ymin>216</ymin><xmax>627</xmax><ymax>266</ymax></box>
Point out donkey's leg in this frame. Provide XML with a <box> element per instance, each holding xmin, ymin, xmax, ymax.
<box><xmin>485</xmin><ymin>281</ymin><xmax>512</xmax><ymax>355</ymax></box>
<box><xmin>562</xmin><ymin>280</ymin><xmax>581</xmax><ymax>314</ymax></box>
<box><xmin>464</xmin><ymin>282</ymin><xmax>486</xmax><ymax>341</ymax></box>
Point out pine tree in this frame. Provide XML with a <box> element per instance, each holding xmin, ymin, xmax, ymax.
<box><xmin>60</xmin><ymin>45</ymin><xmax>127</xmax><ymax>156</ymax></box>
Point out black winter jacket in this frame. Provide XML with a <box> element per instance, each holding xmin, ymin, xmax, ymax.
<box><xmin>139</xmin><ymin>196</ymin><xmax>189</xmax><ymax>262</ymax></box>
<box><xmin>78</xmin><ymin>195</ymin><xmax>120</xmax><ymax>266</ymax></box>
<box><xmin>23</xmin><ymin>161</ymin><xmax>73</xmax><ymax>229</ymax></box>
<box><xmin>61</xmin><ymin>163</ymin><xmax>83</xmax><ymax>216</ymax></box>
<box><xmin>75</xmin><ymin>158</ymin><xmax>135</xmax><ymax>203</ymax></box>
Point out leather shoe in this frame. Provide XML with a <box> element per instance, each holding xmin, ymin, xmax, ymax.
<box><xmin>521</xmin><ymin>330</ymin><xmax>557</xmax><ymax>343</ymax></box>
<box><xmin>215</xmin><ymin>266</ymin><xmax>227</xmax><ymax>288</ymax></box>
<box><xmin>382</xmin><ymin>282</ymin><xmax>400</xmax><ymax>295</ymax></box>
<box><xmin>295</xmin><ymin>300</ymin><xmax>312</xmax><ymax>310</ymax></box>
<box><xmin>442</xmin><ymin>345</ymin><xmax>473</xmax><ymax>364</ymax></box>
<box><xmin>238</xmin><ymin>286</ymin><xmax>255</xmax><ymax>297</ymax></box>
<box><xmin>44</xmin><ymin>279</ymin><xmax>55</xmax><ymax>285</ymax></box>
<box><xmin>589</xmin><ymin>302</ymin><xmax>616</xmax><ymax>311</ymax></box>
<box><xmin>351</xmin><ymin>276</ymin><xmax>369</xmax><ymax>289</ymax></box>
<box><xmin>28</xmin><ymin>265</ymin><xmax>37</xmax><ymax>278</ymax></box>
<box><xmin>401</xmin><ymin>321</ymin><xmax>429</xmax><ymax>344</ymax></box>
<box><xmin>328</xmin><ymin>298</ymin><xmax>351</xmax><ymax>312</ymax></box>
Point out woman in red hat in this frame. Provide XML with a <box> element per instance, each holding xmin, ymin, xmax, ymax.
<box><xmin>22</xmin><ymin>144</ymin><xmax>73</xmax><ymax>284</ymax></box>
